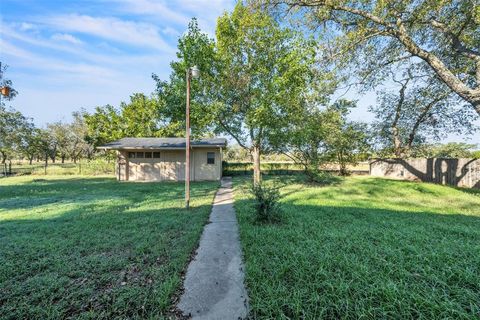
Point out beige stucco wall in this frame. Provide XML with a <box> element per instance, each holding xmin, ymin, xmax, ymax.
<box><xmin>117</xmin><ymin>148</ymin><xmax>222</xmax><ymax>182</ymax></box>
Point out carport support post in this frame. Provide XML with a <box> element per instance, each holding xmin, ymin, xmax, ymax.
<box><xmin>185</xmin><ymin>68</ymin><xmax>191</xmax><ymax>209</ymax></box>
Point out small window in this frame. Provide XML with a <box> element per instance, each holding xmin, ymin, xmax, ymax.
<box><xmin>207</xmin><ymin>152</ymin><xmax>215</xmax><ymax>165</ymax></box>
<box><xmin>128</xmin><ymin>152</ymin><xmax>135</xmax><ymax>159</ymax></box>
<box><xmin>136</xmin><ymin>152</ymin><xmax>144</xmax><ymax>158</ymax></box>
<box><xmin>153</xmin><ymin>152</ymin><xmax>160</xmax><ymax>158</ymax></box>
<box><xmin>145</xmin><ymin>152</ymin><xmax>152</xmax><ymax>159</ymax></box>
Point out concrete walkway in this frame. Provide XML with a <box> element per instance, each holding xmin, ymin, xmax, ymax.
<box><xmin>178</xmin><ymin>177</ymin><xmax>248</xmax><ymax>319</ymax></box>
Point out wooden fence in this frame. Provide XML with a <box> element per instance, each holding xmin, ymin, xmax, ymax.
<box><xmin>370</xmin><ymin>158</ymin><xmax>480</xmax><ymax>189</ymax></box>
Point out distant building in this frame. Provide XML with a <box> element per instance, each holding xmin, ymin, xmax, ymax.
<box><xmin>98</xmin><ymin>137</ymin><xmax>227</xmax><ymax>181</ymax></box>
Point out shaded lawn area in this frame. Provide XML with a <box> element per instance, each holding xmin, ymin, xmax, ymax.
<box><xmin>234</xmin><ymin>176</ymin><xmax>480</xmax><ymax>319</ymax></box>
<box><xmin>0</xmin><ymin>175</ymin><xmax>218</xmax><ymax>319</ymax></box>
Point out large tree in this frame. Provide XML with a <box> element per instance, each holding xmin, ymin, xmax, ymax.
<box><xmin>276</xmin><ymin>100</ymin><xmax>369</xmax><ymax>177</ymax></box>
<box><xmin>273</xmin><ymin>105</ymin><xmax>342</xmax><ymax>180</ymax></box>
<box><xmin>0</xmin><ymin>106</ymin><xmax>34</xmax><ymax>163</ymax></box>
<box><xmin>153</xmin><ymin>18</ymin><xmax>218</xmax><ymax>138</ymax></box>
<box><xmin>212</xmin><ymin>3</ymin><xmax>319</xmax><ymax>184</ymax></box>
<box><xmin>0</xmin><ymin>62</ymin><xmax>26</xmax><ymax>163</ymax></box>
<box><xmin>84</xmin><ymin>94</ymin><xmax>173</xmax><ymax>147</ymax></box>
<box><xmin>328</xmin><ymin>120</ymin><xmax>370</xmax><ymax>175</ymax></box>
<box><xmin>84</xmin><ymin>104</ymin><xmax>123</xmax><ymax>147</ymax></box>
<box><xmin>261</xmin><ymin>0</ymin><xmax>480</xmax><ymax>115</ymax></box>
<box><xmin>68</xmin><ymin>111</ymin><xmax>93</xmax><ymax>162</ymax></box>
<box><xmin>46</xmin><ymin>122</ymin><xmax>69</xmax><ymax>163</ymax></box>
<box><xmin>371</xmin><ymin>66</ymin><xmax>478</xmax><ymax>157</ymax></box>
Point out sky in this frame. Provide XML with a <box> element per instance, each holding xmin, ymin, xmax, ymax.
<box><xmin>0</xmin><ymin>0</ymin><xmax>235</xmax><ymax>122</ymax></box>
<box><xmin>0</xmin><ymin>0</ymin><xmax>478</xmax><ymax>145</ymax></box>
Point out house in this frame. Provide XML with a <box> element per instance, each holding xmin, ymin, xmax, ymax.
<box><xmin>98</xmin><ymin>137</ymin><xmax>227</xmax><ymax>181</ymax></box>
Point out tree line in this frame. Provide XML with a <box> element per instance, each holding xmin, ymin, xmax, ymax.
<box><xmin>1</xmin><ymin>1</ymin><xmax>479</xmax><ymax>182</ymax></box>
<box><xmin>0</xmin><ymin>106</ymin><xmax>93</xmax><ymax>165</ymax></box>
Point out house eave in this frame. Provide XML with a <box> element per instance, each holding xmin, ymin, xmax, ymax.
<box><xmin>97</xmin><ymin>145</ymin><xmax>225</xmax><ymax>151</ymax></box>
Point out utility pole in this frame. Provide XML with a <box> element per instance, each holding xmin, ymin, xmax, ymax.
<box><xmin>185</xmin><ymin>66</ymin><xmax>200</xmax><ymax>209</ymax></box>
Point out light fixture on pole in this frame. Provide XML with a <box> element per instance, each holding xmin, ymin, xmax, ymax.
<box><xmin>1</xmin><ymin>86</ymin><xmax>10</xmax><ymax>97</ymax></box>
<box><xmin>185</xmin><ymin>65</ymin><xmax>200</xmax><ymax>209</ymax></box>
<box><xmin>0</xmin><ymin>62</ymin><xmax>11</xmax><ymax>100</ymax></box>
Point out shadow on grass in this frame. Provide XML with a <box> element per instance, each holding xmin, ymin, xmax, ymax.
<box><xmin>0</xmin><ymin>177</ymin><xmax>220</xmax><ymax>318</ymax></box>
<box><xmin>0</xmin><ymin>201</ymin><xmax>214</xmax><ymax>319</ymax></box>
<box><xmin>0</xmin><ymin>178</ymin><xmax>218</xmax><ymax>212</ymax></box>
<box><xmin>234</xmin><ymin>199</ymin><xmax>480</xmax><ymax>319</ymax></box>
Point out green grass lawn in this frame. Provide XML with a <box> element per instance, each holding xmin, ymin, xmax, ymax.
<box><xmin>0</xmin><ymin>175</ymin><xmax>218</xmax><ymax>319</ymax></box>
<box><xmin>234</xmin><ymin>176</ymin><xmax>480</xmax><ymax>319</ymax></box>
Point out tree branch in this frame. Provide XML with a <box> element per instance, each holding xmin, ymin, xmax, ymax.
<box><xmin>282</xmin><ymin>0</ymin><xmax>480</xmax><ymax>111</ymax></box>
<box><xmin>391</xmin><ymin>77</ymin><xmax>409</xmax><ymax>157</ymax></box>
<box><xmin>218</xmin><ymin>116</ymin><xmax>248</xmax><ymax>150</ymax></box>
<box><xmin>406</xmin><ymin>92</ymin><xmax>450</xmax><ymax>149</ymax></box>
<box><xmin>429</xmin><ymin>19</ymin><xmax>480</xmax><ymax>60</ymax></box>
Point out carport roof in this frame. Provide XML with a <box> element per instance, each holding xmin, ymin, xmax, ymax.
<box><xmin>97</xmin><ymin>137</ymin><xmax>227</xmax><ymax>150</ymax></box>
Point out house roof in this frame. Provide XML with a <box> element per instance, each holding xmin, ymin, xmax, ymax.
<box><xmin>97</xmin><ymin>137</ymin><xmax>227</xmax><ymax>150</ymax></box>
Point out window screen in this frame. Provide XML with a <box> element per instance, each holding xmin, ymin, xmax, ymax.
<box><xmin>136</xmin><ymin>152</ymin><xmax>144</xmax><ymax>158</ymax></box>
<box><xmin>207</xmin><ymin>152</ymin><xmax>215</xmax><ymax>164</ymax></box>
<box><xmin>128</xmin><ymin>152</ymin><xmax>135</xmax><ymax>159</ymax></box>
<box><xmin>153</xmin><ymin>152</ymin><xmax>160</xmax><ymax>158</ymax></box>
<box><xmin>145</xmin><ymin>152</ymin><xmax>152</xmax><ymax>159</ymax></box>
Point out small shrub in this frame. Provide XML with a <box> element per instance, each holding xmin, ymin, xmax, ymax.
<box><xmin>305</xmin><ymin>168</ymin><xmax>341</xmax><ymax>185</ymax></box>
<box><xmin>250</xmin><ymin>182</ymin><xmax>282</xmax><ymax>223</ymax></box>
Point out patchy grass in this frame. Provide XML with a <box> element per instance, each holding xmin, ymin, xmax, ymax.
<box><xmin>0</xmin><ymin>175</ymin><xmax>218</xmax><ymax>319</ymax></box>
<box><xmin>234</xmin><ymin>176</ymin><xmax>480</xmax><ymax>319</ymax></box>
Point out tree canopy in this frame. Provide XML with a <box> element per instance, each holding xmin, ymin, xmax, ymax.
<box><xmin>153</xmin><ymin>18</ymin><xmax>218</xmax><ymax>138</ymax></box>
<box><xmin>370</xmin><ymin>64</ymin><xmax>478</xmax><ymax>157</ymax></box>
<box><xmin>260</xmin><ymin>0</ymin><xmax>480</xmax><ymax>114</ymax></box>
<box><xmin>212</xmin><ymin>2</ymin><xmax>323</xmax><ymax>183</ymax></box>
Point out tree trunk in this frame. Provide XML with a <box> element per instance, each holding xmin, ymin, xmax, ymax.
<box><xmin>44</xmin><ymin>153</ymin><xmax>48</xmax><ymax>175</ymax></box>
<box><xmin>252</xmin><ymin>145</ymin><xmax>261</xmax><ymax>185</ymax></box>
<box><xmin>29</xmin><ymin>156</ymin><xmax>33</xmax><ymax>165</ymax></box>
<box><xmin>0</xmin><ymin>151</ymin><xmax>6</xmax><ymax>164</ymax></box>
<box><xmin>392</xmin><ymin>128</ymin><xmax>403</xmax><ymax>158</ymax></box>
<box><xmin>61</xmin><ymin>155</ymin><xmax>65</xmax><ymax>163</ymax></box>
<box><xmin>338</xmin><ymin>151</ymin><xmax>348</xmax><ymax>176</ymax></box>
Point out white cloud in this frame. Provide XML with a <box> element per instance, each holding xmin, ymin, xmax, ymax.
<box><xmin>176</xmin><ymin>0</ymin><xmax>233</xmax><ymax>14</ymax></box>
<box><xmin>19</xmin><ymin>22</ymin><xmax>38</xmax><ymax>32</ymax></box>
<box><xmin>51</xmin><ymin>33</ymin><xmax>84</xmax><ymax>45</ymax></box>
<box><xmin>162</xmin><ymin>26</ymin><xmax>180</xmax><ymax>37</ymax></box>
<box><xmin>107</xmin><ymin>0</ymin><xmax>234</xmax><ymax>35</ymax></box>
<box><xmin>109</xmin><ymin>0</ymin><xmax>189</xmax><ymax>24</ymax></box>
<box><xmin>44</xmin><ymin>14</ymin><xmax>174</xmax><ymax>52</ymax></box>
<box><xmin>0</xmin><ymin>0</ymin><xmax>234</xmax><ymax>126</ymax></box>
<box><xmin>0</xmin><ymin>40</ymin><xmax>116</xmax><ymax>79</ymax></box>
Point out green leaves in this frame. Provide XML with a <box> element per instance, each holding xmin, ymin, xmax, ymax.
<box><xmin>276</xmin><ymin>100</ymin><xmax>369</xmax><ymax>176</ymax></box>
<box><xmin>153</xmin><ymin>18</ymin><xmax>217</xmax><ymax>138</ymax></box>
<box><xmin>270</xmin><ymin>0</ymin><xmax>480</xmax><ymax>112</ymax></box>
<box><xmin>213</xmin><ymin>3</ymin><xmax>322</xmax><ymax>148</ymax></box>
